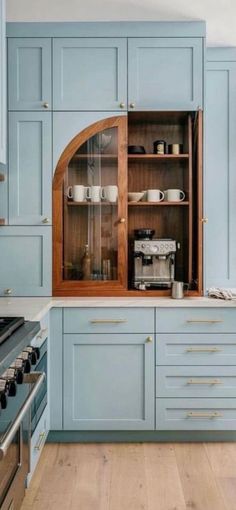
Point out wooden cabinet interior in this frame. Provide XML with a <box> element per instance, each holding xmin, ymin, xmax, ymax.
<box><xmin>53</xmin><ymin>111</ymin><xmax>202</xmax><ymax>296</ymax></box>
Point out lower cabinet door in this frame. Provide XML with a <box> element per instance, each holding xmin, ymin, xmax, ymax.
<box><xmin>63</xmin><ymin>333</ymin><xmax>155</xmax><ymax>430</ymax></box>
<box><xmin>156</xmin><ymin>398</ymin><xmax>236</xmax><ymax>430</ymax></box>
<box><xmin>0</xmin><ymin>226</ymin><xmax>52</xmax><ymax>296</ymax></box>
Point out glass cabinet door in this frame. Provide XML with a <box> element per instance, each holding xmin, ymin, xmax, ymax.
<box><xmin>53</xmin><ymin>116</ymin><xmax>127</xmax><ymax>294</ymax></box>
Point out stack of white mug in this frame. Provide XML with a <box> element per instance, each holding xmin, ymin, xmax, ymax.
<box><xmin>67</xmin><ymin>184</ymin><xmax>118</xmax><ymax>203</ymax></box>
<box><xmin>143</xmin><ymin>189</ymin><xmax>185</xmax><ymax>202</ymax></box>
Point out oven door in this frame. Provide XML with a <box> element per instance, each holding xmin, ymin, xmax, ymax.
<box><xmin>0</xmin><ymin>372</ymin><xmax>45</xmax><ymax>510</ymax></box>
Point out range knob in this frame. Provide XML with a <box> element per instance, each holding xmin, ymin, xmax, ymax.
<box><xmin>17</xmin><ymin>352</ymin><xmax>31</xmax><ymax>373</ymax></box>
<box><xmin>10</xmin><ymin>360</ymin><xmax>24</xmax><ymax>383</ymax></box>
<box><xmin>0</xmin><ymin>380</ymin><xmax>7</xmax><ymax>409</ymax></box>
<box><xmin>1</xmin><ymin>370</ymin><xmax>18</xmax><ymax>397</ymax></box>
<box><xmin>8</xmin><ymin>380</ymin><xmax>17</xmax><ymax>397</ymax></box>
<box><xmin>23</xmin><ymin>346</ymin><xmax>40</xmax><ymax>365</ymax></box>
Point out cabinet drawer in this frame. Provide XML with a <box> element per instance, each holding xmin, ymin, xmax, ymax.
<box><xmin>156</xmin><ymin>308</ymin><xmax>236</xmax><ymax>333</ymax></box>
<box><xmin>156</xmin><ymin>366</ymin><xmax>236</xmax><ymax>398</ymax></box>
<box><xmin>156</xmin><ymin>334</ymin><xmax>236</xmax><ymax>365</ymax></box>
<box><xmin>63</xmin><ymin>308</ymin><xmax>154</xmax><ymax>333</ymax></box>
<box><xmin>156</xmin><ymin>398</ymin><xmax>236</xmax><ymax>430</ymax></box>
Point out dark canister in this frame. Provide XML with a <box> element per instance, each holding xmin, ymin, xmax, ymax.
<box><xmin>153</xmin><ymin>140</ymin><xmax>167</xmax><ymax>155</ymax></box>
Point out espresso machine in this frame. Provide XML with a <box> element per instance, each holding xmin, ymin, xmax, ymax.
<box><xmin>133</xmin><ymin>229</ymin><xmax>179</xmax><ymax>290</ymax></box>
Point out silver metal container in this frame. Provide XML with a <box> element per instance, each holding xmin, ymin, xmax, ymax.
<box><xmin>172</xmin><ymin>281</ymin><xmax>184</xmax><ymax>299</ymax></box>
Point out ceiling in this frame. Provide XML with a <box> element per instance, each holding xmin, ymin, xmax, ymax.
<box><xmin>6</xmin><ymin>0</ymin><xmax>236</xmax><ymax>46</ymax></box>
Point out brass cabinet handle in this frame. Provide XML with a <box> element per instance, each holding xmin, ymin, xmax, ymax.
<box><xmin>34</xmin><ymin>432</ymin><xmax>46</xmax><ymax>451</ymax></box>
<box><xmin>130</xmin><ymin>102</ymin><xmax>135</xmax><ymax>109</ymax></box>
<box><xmin>187</xmin><ymin>378</ymin><xmax>222</xmax><ymax>385</ymax></box>
<box><xmin>42</xmin><ymin>217</ymin><xmax>51</xmax><ymax>224</ymax></box>
<box><xmin>43</xmin><ymin>102</ymin><xmax>49</xmax><ymax>109</ymax></box>
<box><xmin>186</xmin><ymin>320</ymin><xmax>223</xmax><ymax>324</ymax></box>
<box><xmin>119</xmin><ymin>102</ymin><xmax>125</xmax><ymax>109</ymax></box>
<box><xmin>187</xmin><ymin>411</ymin><xmax>222</xmax><ymax>418</ymax></box>
<box><xmin>90</xmin><ymin>319</ymin><xmax>127</xmax><ymax>324</ymax></box>
<box><xmin>201</xmin><ymin>217</ymin><xmax>208</xmax><ymax>223</ymax></box>
<box><xmin>119</xmin><ymin>218</ymin><xmax>126</xmax><ymax>224</ymax></box>
<box><xmin>186</xmin><ymin>347</ymin><xmax>222</xmax><ymax>353</ymax></box>
<box><xmin>4</xmin><ymin>289</ymin><xmax>13</xmax><ymax>295</ymax></box>
<box><xmin>146</xmin><ymin>336</ymin><xmax>153</xmax><ymax>343</ymax></box>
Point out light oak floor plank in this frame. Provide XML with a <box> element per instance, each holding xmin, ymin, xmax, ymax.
<box><xmin>21</xmin><ymin>443</ymin><xmax>236</xmax><ymax>510</ymax></box>
<box><xmin>174</xmin><ymin>443</ymin><xmax>228</xmax><ymax>510</ymax></box>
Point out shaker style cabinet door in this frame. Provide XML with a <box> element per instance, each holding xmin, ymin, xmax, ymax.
<box><xmin>8</xmin><ymin>38</ymin><xmax>51</xmax><ymax>110</ymax></box>
<box><xmin>128</xmin><ymin>38</ymin><xmax>203</xmax><ymax>110</ymax></box>
<box><xmin>0</xmin><ymin>0</ymin><xmax>6</xmax><ymax>164</ymax></box>
<box><xmin>205</xmin><ymin>55</ymin><xmax>236</xmax><ymax>289</ymax></box>
<box><xmin>63</xmin><ymin>334</ymin><xmax>154</xmax><ymax>430</ymax></box>
<box><xmin>53</xmin><ymin>38</ymin><xmax>127</xmax><ymax>111</ymax></box>
<box><xmin>8</xmin><ymin>112</ymin><xmax>52</xmax><ymax>225</ymax></box>
<box><xmin>0</xmin><ymin>226</ymin><xmax>52</xmax><ymax>296</ymax></box>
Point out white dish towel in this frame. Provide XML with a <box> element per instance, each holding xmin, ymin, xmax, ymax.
<box><xmin>208</xmin><ymin>287</ymin><xmax>236</xmax><ymax>300</ymax></box>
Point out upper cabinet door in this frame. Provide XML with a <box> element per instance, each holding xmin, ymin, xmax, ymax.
<box><xmin>8</xmin><ymin>111</ymin><xmax>52</xmax><ymax>225</ymax></box>
<box><xmin>205</xmin><ymin>58</ymin><xmax>236</xmax><ymax>289</ymax></box>
<box><xmin>128</xmin><ymin>38</ymin><xmax>203</xmax><ymax>111</ymax></box>
<box><xmin>53</xmin><ymin>38</ymin><xmax>127</xmax><ymax>111</ymax></box>
<box><xmin>0</xmin><ymin>0</ymin><xmax>6</xmax><ymax>164</ymax></box>
<box><xmin>8</xmin><ymin>38</ymin><xmax>52</xmax><ymax>110</ymax></box>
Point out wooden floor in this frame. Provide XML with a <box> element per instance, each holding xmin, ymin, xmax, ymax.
<box><xmin>21</xmin><ymin>442</ymin><xmax>236</xmax><ymax>510</ymax></box>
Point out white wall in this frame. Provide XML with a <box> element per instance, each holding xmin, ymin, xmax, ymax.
<box><xmin>6</xmin><ymin>0</ymin><xmax>236</xmax><ymax>46</ymax></box>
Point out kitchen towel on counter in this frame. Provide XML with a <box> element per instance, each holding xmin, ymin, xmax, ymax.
<box><xmin>208</xmin><ymin>288</ymin><xmax>236</xmax><ymax>300</ymax></box>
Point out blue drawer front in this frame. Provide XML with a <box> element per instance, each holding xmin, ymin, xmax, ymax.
<box><xmin>156</xmin><ymin>333</ymin><xmax>236</xmax><ymax>365</ymax></box>
<box><xmin>156</xmin><ymin>308</ymin><xmax>236</xmax><ymax>333</ymax></box>
<box><xmin>63</xmin><ymin>308</ymin><xmax>155</xmax><ymax>333</ymax></box>
<box><xmin>156</xmin><ymin>398</ymin><xmax>236</xmax><ymax>430</ymax></box>
<box><xmin>156</xmin><ymin>366</ymin><xmax>236</xmax><ymax>398</ymax></box>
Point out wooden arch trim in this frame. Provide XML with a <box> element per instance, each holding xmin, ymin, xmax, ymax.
<box><xmin>53</xmin><ymin>116</ymin><xmax>126</xmax><ymax>190</ymax></box>
<box><xmin>52</xmin><ymin>115</ymin><xmax>127</xmax><ymax>295</ymax></box>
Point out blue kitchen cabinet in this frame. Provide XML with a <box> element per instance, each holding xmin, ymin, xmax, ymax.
<box><xmin>8</xmin><ymin>112</ymin><xmax>52</xmax><ymax>225</ymax></box>
<box><xmin>0</xmin><ymin>226</ymin><xmax>52</xmax><ymax>296</ymax></box>
<box><xmin>128</xmin><ymin>38</ymin><xmax>203</xmax><ymax>110</ymax></box>
<box><xmin>8</xmin><ymin>38</ymin><xmax>51</xmax><ymax>111</ymax></box>
<box><xmin>53</xmin><ymin>38</ymin><xmax>127</xmax><ymax>111</ymax></box>
<box><xmin>63</xmin><ymin>333</ymin><xmax>154</xmax><ymax>430</ymax></box>
<box><xmin>0</xmin><ymin>0</ymin><xmax>6</xmax><ymax>164</ymax></box>
<box><xmin>205</xmin><ymin>50</ymin><xmax>236</xmax><ymax>289</ymax></box>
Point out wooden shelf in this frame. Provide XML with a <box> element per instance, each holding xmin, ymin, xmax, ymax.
<box><xmin>72</xmin><ymin>154</ymin><xmax>118</xmax><ymax>160</ymax></box>
<box><xmin>128</xmin><ymin>201</ymin><xmax>189</xmax><ymax>206</ymax></box>
<box><xmin>67</xmin><ymin>201</ymin><xmax>117</xmax><ymax>206</ymax></box>
<box><xmin>128</xmin><ymin>154</ymin><xmax>189</xmax><ymax>161</ymax></box>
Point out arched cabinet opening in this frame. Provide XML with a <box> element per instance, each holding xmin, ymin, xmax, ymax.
<box><xmin>53</xmin><ymin>116</ymin><xmax>127</xmax><ymax>296</ymax></box>
<box><xmin>53</xmin><ymin>111</ymin><xmax>203</xmax><ymax>297</ymax></box>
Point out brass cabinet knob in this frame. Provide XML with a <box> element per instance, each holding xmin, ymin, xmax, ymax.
<box><xmin>146</xmin><ymin>336</ymin><xmax>153</xmax><ymax>343</ymax></box>
<box><xmin>201</xmin><ymin>217</ymin><xmax>208</xmax><ymax>224</ymax></box>
<box><xmin>42</xmin><ymin>217</ymin><xmax>51</xmax><ymax>224</ymax></box>
<box><xmin>119</xmin><ymin>218</ymin><xmax>126</xmax><ymax>224</ymax></box>
<box><xmin>119</xmin><ymin>102</ymin><xmax>125</xmax><ymax>109</ymax></box>
<box><xmin>4</xmin><ymin>289</ymin><xmax>13</xmax><ymax>295</ymax></box>
<box><xmin>43</xmin><ymin>102</ymin><xmax>49</xmax><ymax>109</ymax></box>
<box><xmin>129</xmin><ymin>102</ymin><xmax>135</xmax><ymax>109</ymax></box>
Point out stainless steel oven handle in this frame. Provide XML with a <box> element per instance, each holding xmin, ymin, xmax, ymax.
<box><xmin>0</xmin><ymin>372</ymin><xmax>45</xmax><ymax>460</ymax></box>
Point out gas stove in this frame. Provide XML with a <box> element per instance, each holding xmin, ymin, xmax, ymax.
<box><xmin>0</xmin><ymin>317</ymin><xmax>25</xmax><ymax>344</ymax></box>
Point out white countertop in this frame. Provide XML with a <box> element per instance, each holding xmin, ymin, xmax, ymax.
<box><xmin>0</xmin><ymin>296</ymin><xmax>236</xmax><ymax>322</ymax></box>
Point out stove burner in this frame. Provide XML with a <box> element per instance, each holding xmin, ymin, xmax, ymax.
<box><xmin>0</xmin><ymin>317</ymin><xmax>25</xmax><ymax>345</ymax></box>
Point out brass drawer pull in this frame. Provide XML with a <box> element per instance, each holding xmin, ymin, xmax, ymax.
<box><xmin>187</xmin><ymin>379</ymin><xmax>222</xmax><ymax>385</ymax></box>
<box><xmin>187</xmin><ymin>411</ymin><xmax>222</xmax><ymax>418</ymax></box>
<box><xmin>186</xmin><ymin>320</ymin><xmax>223</xmax><ymax>324</ymax></box>
<box><xmin>34</xmin><ymin>432</ymin><xmax>46</xmax><ymax>451</ymax></box>
<box><xmin>90</xmin><ymin>319</ymin><xmax>127</xmax><ymax>324</ymax></box>
<box><xmin>186</xmin><ymin>347</ymin><xmax>222</xmax><ymax>353</ymax></box>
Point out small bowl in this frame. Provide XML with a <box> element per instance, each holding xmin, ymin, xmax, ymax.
<box><xmin>128</xmin><ymin>192</ymin><xmax>144</xmax><ymax>202</ymax></box>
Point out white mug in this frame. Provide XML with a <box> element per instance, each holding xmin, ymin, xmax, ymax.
<box><xmin>67</xmin><ymin>185</ymin><xmax>89</xmax><ymax>202</ymax></box>
<box><xmin>87</xmin><ymin>185</ymin><xmax>102</xmax><ymax>202</ymax></box>
<box><xmin>164</xmin><ymin>189</ymin><xmax>185</xmax><ymax>202</ymax></box>
<box><xmin>101</xmin><ymin>185</ymin><xmax>118</xmax><ymax>203</ymax></box>
<box><xmin>147</xmin><ymin>189</ymin><xmax>164</xmax><ymax>202</ymax></box>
